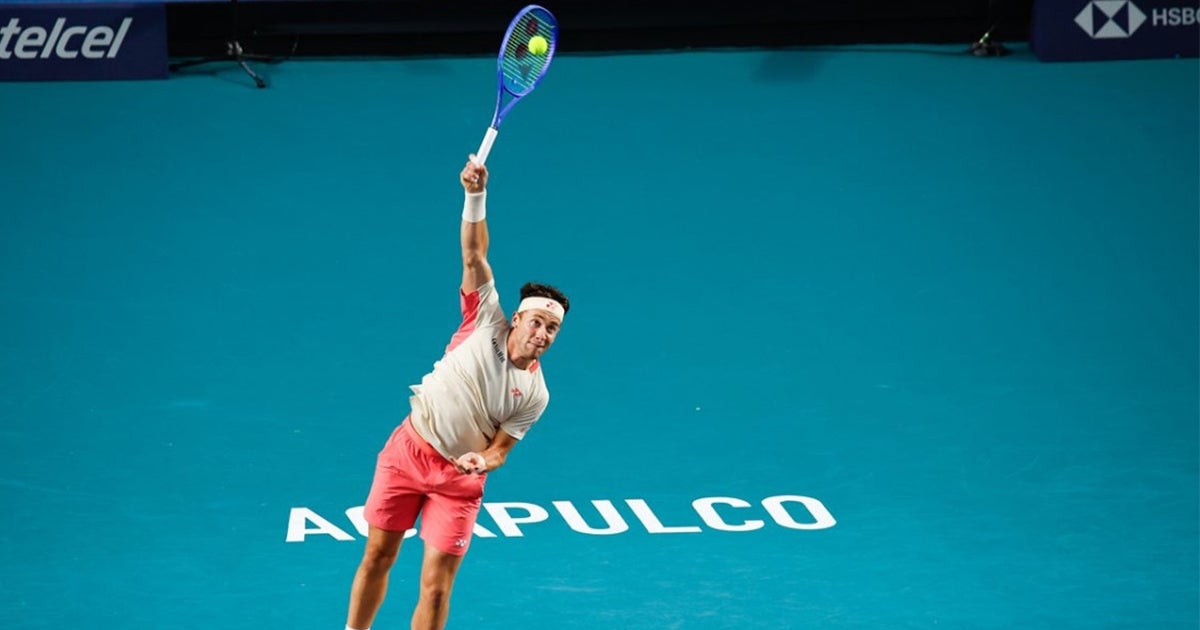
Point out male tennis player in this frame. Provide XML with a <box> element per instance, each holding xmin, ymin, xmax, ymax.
<box><xmin>344</xmin><ymin>157</ymin><xmax>569</xmax><ymax>630</ymax></box>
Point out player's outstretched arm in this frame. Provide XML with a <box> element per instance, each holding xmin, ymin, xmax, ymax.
<box><xmin>460</xmin><ymin>157</ymin><xmax>494</xmax><ymax>293</ymax></box>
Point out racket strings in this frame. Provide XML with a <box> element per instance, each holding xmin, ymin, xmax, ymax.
<box><xmin>501</xmin><ymin>10</ymin><xmax>555</xmax><ymax>95</ymax></box>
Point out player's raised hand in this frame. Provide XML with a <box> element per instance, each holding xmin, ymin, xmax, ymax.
<box><xmin>461</xmin><ymin>158</ymin><xmax>488</xmax><ymax>194</ymax></box>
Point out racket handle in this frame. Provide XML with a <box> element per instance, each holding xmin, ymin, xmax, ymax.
<box><xmin>474</xmin><ymin>127</ymin><xmax>499</xmax><ymax>165</ymax></box>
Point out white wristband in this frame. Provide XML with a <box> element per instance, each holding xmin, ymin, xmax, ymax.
<box><xmin>463</xmin><ymin>191</ymin><xmax>487</xmax><ymax>223</ymax></box>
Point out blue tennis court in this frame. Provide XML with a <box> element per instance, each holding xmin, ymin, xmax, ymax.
<box><xmin>1</xmin><ymin>44</ymin><xmax>1197</xmax><ymax>629</ymax></box>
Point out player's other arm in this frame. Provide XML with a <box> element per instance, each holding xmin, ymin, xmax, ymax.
<box><xmin>454</xmin><ymin>429</ymin><xmax>518</xmax><ymax>474</ymax></box>
<box><xmin>460</xmin><ymin>158</ymin><xmax>494</xmax><ymax>294</ymax></box>
<box><xmin>481</xmin><ymin>430</ymin><xmax>519</xmax><ymax>472</ymax></box>
<box><xmin>455</xmin><ymin>399</ymin><xmax>545</xmax><ymax>475</ymax></box>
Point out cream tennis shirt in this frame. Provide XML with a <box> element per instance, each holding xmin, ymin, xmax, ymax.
<box><xmin>408</xmin><ymin>280</ymin><xmax>549</xmax><ymax>459</ymax></box>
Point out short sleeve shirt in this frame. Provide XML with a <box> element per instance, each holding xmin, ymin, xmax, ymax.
<box><xmin>407</xmin><ymin>281</ymin><xmax>549</xmax><ymax>459</ymax></box>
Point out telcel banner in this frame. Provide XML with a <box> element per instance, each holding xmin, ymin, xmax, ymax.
<box><xmin>1032</xmin><ymin>0</ymin><xmax>1200</xmax><ymax>61</ymax></box>
<box><xmin>0</xmin><ymin>3</ymin><xmax>166</xmax><ymax>81</ymax></box>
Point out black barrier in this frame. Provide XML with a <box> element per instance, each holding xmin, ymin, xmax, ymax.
<box><xmin>161</xmin><ymin>0</ymin><xmax>1031</xmax><ymax>59</ymax></box>
<box><xmin>0</xmin><ymin>0</ymin><xmax>1040</xmax><ymax>74</ymax></box>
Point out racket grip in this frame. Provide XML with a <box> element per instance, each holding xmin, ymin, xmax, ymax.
<box><xmin>474</xmin><ymin>127</ymin><xmax>498</xmax><ymax>165</ymax></box>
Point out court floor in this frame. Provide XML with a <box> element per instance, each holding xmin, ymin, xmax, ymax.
<box><xmin>1</xmin><ymin>43</ymin><xmax>1197</xmax><ymax>629</ymax></box>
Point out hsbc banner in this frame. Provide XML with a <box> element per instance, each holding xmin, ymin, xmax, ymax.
<box><xmin>0</xmin><ymin>3</ymin><xmax>166</xmax><ymax>81</ymax></box>
<box><xmin>1032</xmin><ymin>0</ymin><xmax>1200</xmax><ymax>61</ymax></box>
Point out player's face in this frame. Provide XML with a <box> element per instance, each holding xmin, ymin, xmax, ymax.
<box><xmin>512</xmin><ymin>309</ymin><xmax>562</xmax><ymax>358</ymax></box>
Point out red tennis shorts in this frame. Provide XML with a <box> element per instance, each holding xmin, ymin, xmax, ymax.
<box><xmin>363</xmin><ymin>419</ymin><xmax>487</xmax><ymax>556</ymax></box>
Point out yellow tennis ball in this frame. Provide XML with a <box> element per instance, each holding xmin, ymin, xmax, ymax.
<box><xmin>528</xmin><ymin>36</ymin><xmax>548</xmax><ymax>55</ymax></box>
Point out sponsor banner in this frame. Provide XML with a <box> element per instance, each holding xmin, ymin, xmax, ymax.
<box><xmin>1032</xmin><ymin>0</ymin><xmax>1200</xmax><ymax>61</ymax></box>
<box><xmin>0</xmin><ymin>3</ymin><xmax>166</xmax><ymax>81</ymax></box>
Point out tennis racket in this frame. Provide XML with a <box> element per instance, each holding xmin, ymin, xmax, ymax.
<box><xmin>472</xmin><ymin>4</ymin><xmax>559</xmax><ymax>165</ymax></box>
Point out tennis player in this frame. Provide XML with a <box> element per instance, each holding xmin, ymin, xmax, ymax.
<box><xmin>344</xmin><ymin>157</ymin><xmax>569</xmax><ymax>630</ymax></box>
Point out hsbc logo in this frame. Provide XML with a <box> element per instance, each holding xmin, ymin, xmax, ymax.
<box><xmin>1034</xmin><ymin>0</ymin><xmax>1198</xmax><ymax>61</ymax></box>
<box><xmin>1075</xmin><ymin>1</ymin><xmax>1148</xmax><ymax>38</ymax></box>
<box><xmin>1074</xmin><ymin>2</ymin><xmax>1199</xmax><ymax>39</ymax></box>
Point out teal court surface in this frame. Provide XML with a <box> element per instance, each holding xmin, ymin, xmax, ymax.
<box><xmin>1</xmin><ymin>44</ymin><xmax>1197</xmax><ymax>629</ymax></box>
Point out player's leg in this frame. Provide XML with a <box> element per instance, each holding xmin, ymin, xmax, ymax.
<box><xmin>411</xmin><ymin>469</ymin><xmax>486</xmax><ymax>629</ymax></box>
<box><xmin>411</xmin><ymin>544</ymin><xmax>467</xmax><ymax>630</ymax></box>
<box><xmin>348</xmin><ymin>419</ymin><xmax>427</xmax><ymax>629</ymax></box>
<box><xmin>347</xmin><ymin>525</ymin><xmax>407</xmax><ymax>629</ymax></box>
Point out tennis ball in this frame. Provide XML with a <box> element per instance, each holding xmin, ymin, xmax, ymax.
<box><xmin>528</xmin><ymin>35</ymin><xmax>549</xmax><ymax>55</ymax></box>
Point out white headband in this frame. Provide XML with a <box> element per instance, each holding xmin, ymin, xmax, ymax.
<box><xmin>517</xmin><ymin>296</ymin><xmax>565</xmax><ymax>321</ymax></box>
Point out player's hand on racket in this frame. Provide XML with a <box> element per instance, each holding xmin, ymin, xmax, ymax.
<box><xmin>461</xmin><ymin>158</ymin><xmax>488</xmax><ymax>194</ymax></box>
<box><xmin>455</xmin><ymin>452</ymin><xmax>487</xmax><ymax>474</ymax></box>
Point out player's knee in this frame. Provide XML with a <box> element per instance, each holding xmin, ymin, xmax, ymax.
<box><xmin>359</xmin><ymin>544</ymin><xmax>399</xmax><ymax>574</ymax></box>
<box><xmin>417</xmin><ymin>583</ymin><xmax>452</xmax><ymax>610</ymax></box>
<box><xmin>417</xmin><ymin>572</ymin><xmax>455</xmax><ymax>608</ymax></box>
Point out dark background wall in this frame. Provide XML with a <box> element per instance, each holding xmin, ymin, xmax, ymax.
<box><xmin>166</xmin><ymin>0</ymin><xmax>1035</xmax><ymax>58</ymax></box>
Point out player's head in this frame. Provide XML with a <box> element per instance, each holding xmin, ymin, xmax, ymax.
<box><xmin>509</xmin><ymin>282</ymin><xmax>570</xmax><ymax>359</ymax></box>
